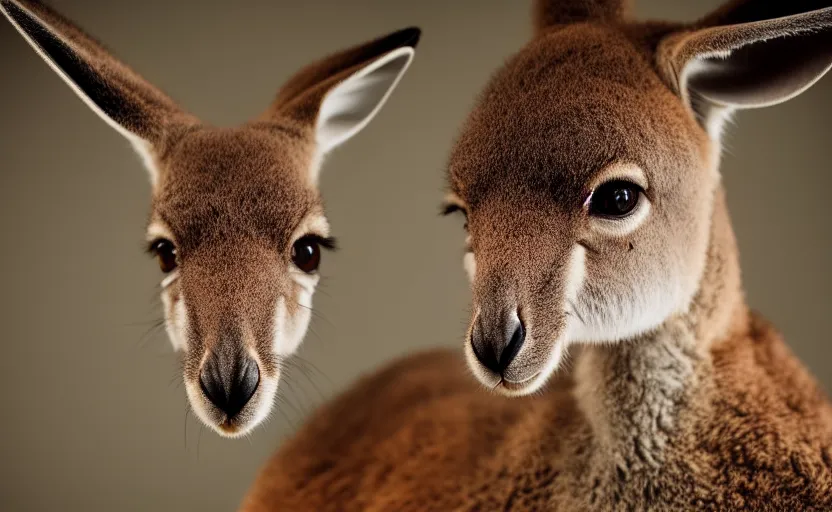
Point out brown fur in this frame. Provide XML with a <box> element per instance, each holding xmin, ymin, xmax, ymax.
<box><xmin>242</xmin><ymin>333</ymin><xmax>832</xmax><ymax>511</ymax></box>
<box><xmin>241</xmin><ymin>198</ymin><xmax>832</xmax><ymax>511</ymax></box>
<box><xmin>1</xmin><ymin>0</ymin><xmax>419</xmax><ymax>437</ymax></box>
<box><xmin>149</xmin><ymin>126</ymin><xmax>318</xmax><ymax>383</ymax></box>
<box><xmin>242</xmin><ymin>0</ymin><xmax>832</xmax><ymax>509</ymax></box>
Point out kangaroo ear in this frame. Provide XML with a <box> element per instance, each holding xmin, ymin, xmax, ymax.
<box><xmin>657</xmin><ymin>2</ymin><xmax>832</xmax><ymax>139</ymax></box>
<box><xmin>261</xmin><ymin>27</ymin><xmax>420</xmax><ymax>161</ymax></box>
<box><xmin>0</xmin><ymin>0</ymin><xmax>192</xmax><ymax>182</ymax></box>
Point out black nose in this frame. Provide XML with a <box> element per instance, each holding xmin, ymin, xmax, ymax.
<box><xmin>470</xmin><ymin>311</ymin><xmax>525</xmax><ymax>375</ymax></box>
<box><xmin>199</xmin><ymin>350</ymin><xmax>260</xmax><ymax>418</ymax></box>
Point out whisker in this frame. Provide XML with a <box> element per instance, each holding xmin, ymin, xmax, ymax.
<box><xmin>276</xmin><ymin>387</ymin><xmax>304</xmax><ymax>418</ymax></box>
<box><xmin>312</xmin><ymin>287</ymin><xmax>333</xmax><ymax>300</ymax></box>
<box><xmin>304</xmin><ymin>324</ymin><xmax>326</xmax><ymax>346</ymax></box>
<box><xmin>285</xmin><ymin>296</ymin><xmax>336</xmax><ymax>330</ymax></box>
<box><xmin>197</xmin><ymin>425</ymin><xmax>205</xmax><ymax>461</ymax></box>
<box><xmin>134</xmin><ymin>318</ymin><xmax>166</xmax><ymax>348</ymax></box>
<box><xmin>123</xmin><ymin>317</ymin><xmax>164</xmax><ymax>327</ymax></box>
<box><xmin>279</xmin><ymin>361</ymin><xmax>319</xmax><ymax>414</ymax></box>
<box><xmin>274</xmin><ymin>370</ymin><xmax>306</xmax><ymax>416</ymax></box>
<box><xmin>285</xmin><ymin>369</ymin><xmax>315</xmax><ymax>407</ymax></box>
<box><xmin>168</xmin><ymin>372</ymin><xmax>183</xmax><ymax>389</ymax></box>
<box><xmin>290</xmin><ymin>363</ymin><xmax>326</xmax><ymax>402</ymax></box>
<box><xmin>567</xmin><ymin>299</ymin><xmax>587</xmax><ymax>326</ymax></box>
<box><xmin>291</xmin><ymin>355</ymin><xmax>334</xmax><ymax>389</ymax></box>
<box><xmin>274</xmin><ymin>395</ymin><xmax>300</xmax><ymax>430</ymax></box>
<box><xmin>183</xmin><ymin>400</ymin><xmax>191</xmax><ymax>452</ymax></box>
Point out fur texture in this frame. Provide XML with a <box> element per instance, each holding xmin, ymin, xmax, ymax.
<box><xmin>1</xmin><ymin>0</ymin><xmax>419</xmax><ymax>437</ymax></box>
<box><xmin>241</xmin><ymin>0</ymin><xmax>832</xmax><ymax>509</ymax></box>
<box><xmin>242</xmin><ymin>323</ymin><xmax>832</xmax><ymax>510</ymax></box>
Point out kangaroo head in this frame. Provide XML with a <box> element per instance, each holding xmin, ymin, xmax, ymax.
<box><xmin>444</xmin><ymin>0</ymin><xmax>832</xmax><ymax>395</ymax></box>
<box><xmin>1</xmin><ymin>0</ymin><xmax>419</xmax><ymax>436</ymax></box>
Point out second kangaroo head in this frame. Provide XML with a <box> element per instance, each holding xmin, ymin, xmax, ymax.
<box><xmin>147</xmin><ymin>126</ymin><xmax>335</xmax><ymax>438</ymax></box>
<box><xmin>444</xmin><ymin>0</ymin><xmax>832</xmax><ymax>394</ymax></box>
<box><xmin>2</xmin><ymin>0</ymin><xmax>419</xmax><ymax>437</ymax></box>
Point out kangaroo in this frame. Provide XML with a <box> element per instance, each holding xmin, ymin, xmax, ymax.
<box><xmin>241</xmin><ymin>0</ymin><xmax>832</xmax><ymax>510</ymax></box>
<box><xmin>0</xmin><ymin>0</ymin><xmax>419</xmax><ymax>438</ymax></box>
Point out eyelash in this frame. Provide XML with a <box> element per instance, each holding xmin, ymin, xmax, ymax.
<box><xmin>442</xmin><ymin>205</ymin><xmax>469</xmax><ymax>232</ymax></box>
<box><xmin>441</xmin><ymin>204</ymin><xmax>466</xmax><ymax>216</ymax></box>
<box><xmin>300</xmin><ymin>234</ymin><xmax>339</xmax><ymax>251</ymax></box>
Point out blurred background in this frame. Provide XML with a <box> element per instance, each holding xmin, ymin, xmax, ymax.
<box><xmin>0</xmin><ymin>0</ymin><xmax>829</xmax><ymax>510</ymax></box>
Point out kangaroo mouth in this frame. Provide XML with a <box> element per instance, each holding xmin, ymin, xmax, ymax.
<box><xmin>216</xmin><ymin>417</ymin><xmax>248</xmax><ymax>437</ymax></box>
<box><xmin>499</xmin><ymin>372</ymin><xmax>541</xmax><ymax>393</ymax></box>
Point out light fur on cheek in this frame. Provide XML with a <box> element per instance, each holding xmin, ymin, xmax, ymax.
<box><xmin>463</xmin><ymin>250</ymin><xmax>476</xmax><ymax>282</ymax></box>
<box><xmin>272</xmin><ymin>289</ymin><xmax>315</xmax><ymax>357</ymax></box>
<box><xmin>523</xmin><ymin>244</ymin><xmax>587</xmax><ymax>393</ymax></box>
<box><xmin>162</xmin><ymin>289</ymin><xmax>188</xmax><ymax>352</ymax></box>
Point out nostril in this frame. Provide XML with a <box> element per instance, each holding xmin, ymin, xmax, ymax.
<box><xmin>500</xmin><ymin>321</ymin><xmax>525</xmax><ymax>370</ymax></box>
<box><xmin>231</xmin><ymin>358</ymin><xmax>260</xmax><ymax>415</ymax></box>
<box><xmin>471</xmin><ymin>337</ymin><xmax>502</xmax><ymax>375</ymax></box>
<box><xmin>471</xmin><ymin>314</ymin><xmax>502</xmax><ymax>375</ymax></box>
<box><xmin>200</xmin><ymin>360</ymin><xmax>226</xmax><ymax>410</ymax></box>
<box><xmin>199</xmin><ymin>354</ymin><xmax>260</xmax><ymax>419</ymax></box>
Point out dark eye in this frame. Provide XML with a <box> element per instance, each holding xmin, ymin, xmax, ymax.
<box><xmin>589</xmin><ymin>180</ymin><xmax>642</xmax><ymax>218</ymax></box>
<box><xmin>292</xmin><ymin>236</ymin><xmax>321</xmax><ymax>274</ymax></box>
<box><xmin>150</xmin><ymin>239</ymin><xmax>178</xmax><ymax>273</ymax></box>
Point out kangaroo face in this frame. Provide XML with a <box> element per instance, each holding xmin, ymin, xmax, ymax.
<box><xmin>446</xmin><ymin>26</ymin><xmax>715</xmax><ymax>394</ymax></box>
<box><xmin>145</xmin><ymin>126</ymin><xmax>333</xmax><ymax>434</ymax></box>
<box><xmin>2</xmin><ymin>0</ymin><xmax>419</xmax><ymax>437</ymax></box>
<box><xmin>445</xmin><ymin>6</ymin><xmax>832</xmax><ymax>395</ymax></box>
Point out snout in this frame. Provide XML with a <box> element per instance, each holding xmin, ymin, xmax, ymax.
<box><xmin>470</xmin><ymin>309</ymin><xmax>525</xmax><ymax>376</ymax></box>
<box><xmin>199</xmin><ymin>349</ymin><xmax>260</xmax><ymax>419</ymax></box>
<box><xmin>467</xmin><ymin>304</ymin><xmax>567</xmax><ymax>395</ymax></box>
<box><xmin>185</xmin><ymin>340</ymin><xmax>280</xmax><ymax>437</ymax></box>
<box><xmin>171</xmin><ymin>243</ymin><xmax>318</xmax><ymax>438</ymax></box>
<box><xmin>185</xmin><ymin>342</ymin><xmax>278</xmax><ymax>438</ymax></box>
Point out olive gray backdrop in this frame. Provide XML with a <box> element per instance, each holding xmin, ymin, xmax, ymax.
<box><xmin>0</xmin><ymin>1</ymin><xmax>829</xmax><ymax>510</ymax></box>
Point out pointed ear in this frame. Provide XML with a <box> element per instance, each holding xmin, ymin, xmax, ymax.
<box><xmin>0</xmin><ymin>0</ymin><xmax>193</xmax><ymax>182</ymax></box>
<box><xmin>261</xmin><ymin>27</ymin><xmax>420</xmax><ymax>158</ymax></box>
<box><xmin>657</xmin><ymin>3</ymin><xmax>832</xmax><ymax>138</ymax></box>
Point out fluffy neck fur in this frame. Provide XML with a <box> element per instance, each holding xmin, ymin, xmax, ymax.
<box><xmin>573</xmin><ymin>182</ymin><xmax>746</xmax><ymax>475</ymax></box>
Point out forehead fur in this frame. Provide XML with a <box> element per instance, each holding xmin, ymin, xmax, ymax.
<box><xmin>448</xmin><ymin>23</ymin><xmax>708</xmax><ymax>207</ymax></box>
<box><xmin>151</xmin><ymin>125</ymin><xmax>321</xmax><ymax>255</ymax></box>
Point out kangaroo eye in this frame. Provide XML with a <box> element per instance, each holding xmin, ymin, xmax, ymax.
<box><xmin>150</xmin><ymin>239</ymin><xmax>178</xmax><ymax>273</ymax></box>
<box><xmin>589</xmin><ymin>180</ymin><xmax>642</xmax><ymax>218</ymax></box>
<box><xmin>292</xmin><ymin>236</ymin><xmax>321</xmax><ymax>274</ymax></box>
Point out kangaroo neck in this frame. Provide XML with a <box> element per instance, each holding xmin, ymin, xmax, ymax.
<box><xmin>571</xmin><ymin>184</ymin><xmax>748</xmax><ymax>472</ymax></box>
